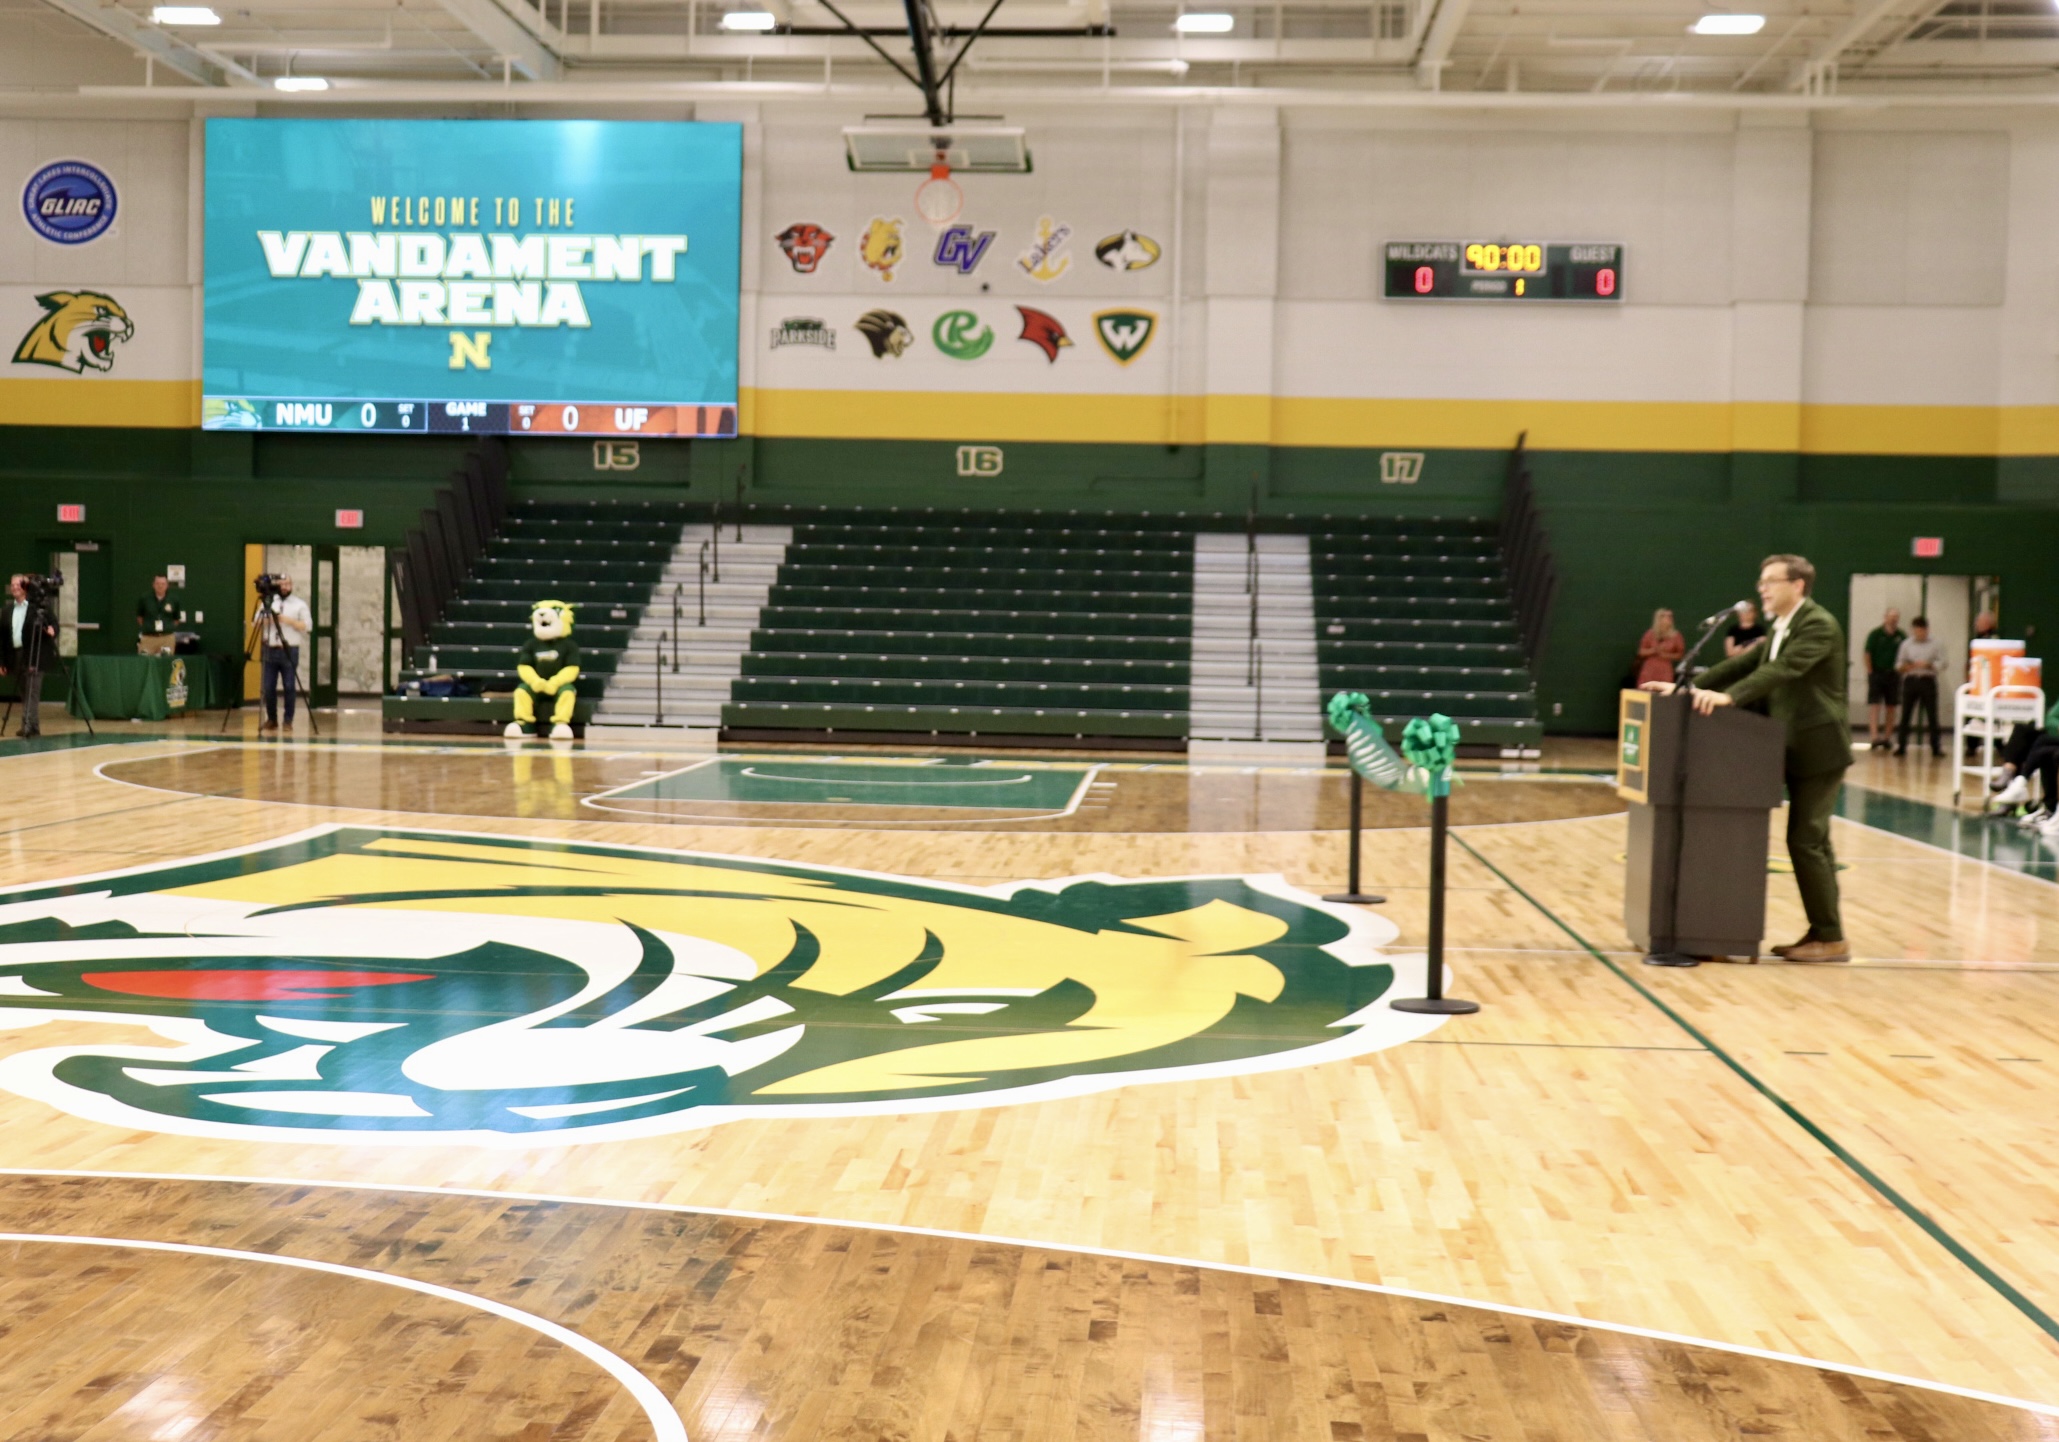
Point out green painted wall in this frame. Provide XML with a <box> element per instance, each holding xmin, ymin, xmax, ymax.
<box><xmin>6</xmin><ymin>425</ymin><xmax>2055</xmax><ymax>736</ymax></box>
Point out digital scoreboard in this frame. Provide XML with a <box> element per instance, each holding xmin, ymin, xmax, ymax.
<box><xmin>1384</xmin><ymin>242</ymin><xmax>1623</xmax><ymax>302</ymax></box>
<box><xmin>203</xmin><ymin>118</ymin><xmax>742</xmax><ymax>437</ymax></box>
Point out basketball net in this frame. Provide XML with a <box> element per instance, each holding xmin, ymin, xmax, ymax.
<box><xmin>914</xmin><ymin>152</ymin><xmax>963</xmax><ymax>227</ymax></box>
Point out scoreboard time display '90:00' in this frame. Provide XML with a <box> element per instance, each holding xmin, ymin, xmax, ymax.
<box><xmin>1384</xmin><ymin>241</ymin><xmax>1622</xmax><ymax>302</ymax></box>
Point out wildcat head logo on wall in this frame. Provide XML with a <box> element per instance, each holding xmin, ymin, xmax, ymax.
<box><xmin>860</xmin><ymin>218</ymin><xmax>905</xmax><ymax>281</ymax></box>
<box><xmin>775</xmin><ymin>223</ymin><xmax>835</xmax><ymax>273</ymax></box>
<box><xmin>0</xmin><ymin>827</ymin><xmax>1443</xmax><ymax>1145</ymax></box>
<box><xmin>13</xmin><ymin>290</ymin><xmax>133</xmax><ymax>373</ymax></box>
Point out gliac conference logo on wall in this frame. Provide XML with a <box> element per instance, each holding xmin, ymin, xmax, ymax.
<box><xmin>0</xmin><ymin>827</ymin><xmax>1443</xmax><ymax>1145</ymax></box>
<box><xmin>22</xmin><ymin>160</ymin><xmax>118</xmax><ymax>246</ymax></box>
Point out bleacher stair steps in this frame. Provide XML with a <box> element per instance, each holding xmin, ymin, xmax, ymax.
<box><xmin>593</xmin><ymin>523</ymin><xmax>792</xmax><ymax>729</ymax></box>
<box><xmin>1189</xmin><ymin>533</ymin><xmax>1324</xmax><ymax>743</ymax></box>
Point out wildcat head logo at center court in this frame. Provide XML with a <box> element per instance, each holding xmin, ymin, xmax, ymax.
<box><xmin>0</xmin><ymin>827</ymin><xmax>1442</xmax><ymax>1145</ymax></box>
<box><xmin>13</xmin><ymin>290</ymin><xmax>133</xmax><ymax>373</ymax></box>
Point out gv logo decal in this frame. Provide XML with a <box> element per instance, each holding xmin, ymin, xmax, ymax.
<box><xmin>933</xmin><ymin>224</ymin><xmax>996</xmax><ymax>275</ymax></box>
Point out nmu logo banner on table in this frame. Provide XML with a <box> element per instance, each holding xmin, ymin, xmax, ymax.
<box><xmin>202</xmin><ymin>119</ymin><xmax>741</xmax><ymax>437</ymax></box>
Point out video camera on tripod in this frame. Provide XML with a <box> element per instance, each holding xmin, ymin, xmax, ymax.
<box><xmin>253</xmin><ymin>572</ymin><xmax>282</xmax><ymax>602</ymax></box>
<box><xmin>18</xmin><ymin>572</ymin><xmax>62</xmax><ymax>609</ymax></box>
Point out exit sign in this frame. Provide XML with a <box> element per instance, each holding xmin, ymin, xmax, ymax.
<box><xmin>335</xmin><ymin>509</ymin><xmax>364</xmax><ymax>530</ymax></box>
<box><xmin>1912</xmin><ymin>536</ymin><xmax>1944</xmax><ymax>558</ymax></box>
<box><xmin>55</xmin><ymin>503</ymin><xmax>84</xmax><ymax>524</ymax></box>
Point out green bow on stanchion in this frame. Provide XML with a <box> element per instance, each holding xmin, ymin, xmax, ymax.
<box><xmin>1401</xmin><ymin>713</ymin><xmax>1462</xmax><ymax>799</ymax></box>
<box><xmin>1326</xmin><ymin>691</ymin><xmax>1413</xmax><ymax>792</ymax></box>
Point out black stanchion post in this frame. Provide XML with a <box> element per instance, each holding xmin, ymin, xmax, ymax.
<box><xmin>1323</xmin><ymin>770</ymin><xmax>1386</xmax><ymax>906</ymax></box>
<box><xmin>1391</xmin><ymin>788</ymin><xmax>1480</xmax><ymax>1016</ymax></box>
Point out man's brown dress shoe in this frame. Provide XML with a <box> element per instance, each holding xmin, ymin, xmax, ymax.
<box><xmin>1768</xmin><ymin>936</ymin><xmax>1811</xmax><ymax>958</ymax></box>
<box><xmin>1783</xmin><ymin>939</ymin><xmax>1851</xmax><ymax>963</ymax></box>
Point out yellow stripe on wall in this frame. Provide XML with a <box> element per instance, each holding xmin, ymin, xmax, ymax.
<box><xmin>11</xmin><ymin>379</ymin><xmax>2059</xmax><ymax>458</ymax></box>
<box><xmin>743</xmin><ymin>388</ymin><xmax>2059</xmax><ymax>457</ymax></box>
<box><xmin>0</xmin><ymin>379</ymin><xmax>200</xmax><ymax>429</ymax></box>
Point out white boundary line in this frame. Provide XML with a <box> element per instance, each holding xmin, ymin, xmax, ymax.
<box><xmin>2</xmin><ymin>1167</ymin><xmax>2052</xmax><ymax>1419</ymax></box>
<box><xmin>0</xmin><ymin>1225</ymin><xmax>686</xmax><ymax>1442</ymax></box>
<box><xmin>582</xmin><ymin>758</ymin><xmax>1103</xmax><ymax>826</ymax></box>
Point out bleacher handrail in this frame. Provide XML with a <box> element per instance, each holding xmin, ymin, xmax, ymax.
<box><xmin>1498</xmin><ymin>431</ymin><xmax>1558</xmax><ymax>666</ymax></box>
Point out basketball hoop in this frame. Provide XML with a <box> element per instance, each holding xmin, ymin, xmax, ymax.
<box><xmin>914</xmin><ymin>154</ymin><xmax>963</xmax><ymax>227</ymax></box>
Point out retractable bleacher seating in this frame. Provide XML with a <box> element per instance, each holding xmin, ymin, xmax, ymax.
<box><xmin>400</xmin><ymin>498</ymin><xmax>692</xmax><ymax>706</ymax></box>
<box><xmin>1311</xmin><ymin>517</ymin><xmax>1544</xmax><ymax>750</ymax></box>
<box><xmin>723</xmin><ymin>512</ymin><xmax>1192</xmax><ymax>741</ymax></box>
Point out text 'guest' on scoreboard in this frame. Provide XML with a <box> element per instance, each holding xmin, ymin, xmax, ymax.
<box><xmin>202</xmin><ymin>118</ymin><xmax>742</xmax><ymax>437</ymax></box>
<box><xmin>1383</xmin><ymin>242</ymin><xmax>1623</xmax><ymax>302</ymax></box>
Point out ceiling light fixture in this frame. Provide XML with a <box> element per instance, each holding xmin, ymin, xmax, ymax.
<box><xmin>273</xmin><ymin>76</ymin><xmax>330</xmax><ymax>90</ymax></box>
<box><xmin>720</xmin><ymin>10</ymin><xmax>778</xmax><ymax>30</ymax></box>
<box><xmin>1174</xmin><ymin>12</ymin><xmax>1235</xmax><ymax>33</ymax></box>
<box><xmin>151</xmin><ymin>5</ymin><xmax>221</xmax><ymax>22</ymax></box>
<box><xmin>1689</xmin><ymin>12</ymin><xmax>1766</xmax><ymax>34</ymax></box>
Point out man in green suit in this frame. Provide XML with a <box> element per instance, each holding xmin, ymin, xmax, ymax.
<box><xmin>1643</xmin><ymin>553</ymin><xmax>1852</xmax><ymax>963</ymax></box>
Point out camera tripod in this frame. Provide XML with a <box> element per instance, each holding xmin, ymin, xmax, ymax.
<box><xmin>0</xmin><ymin>597</ymin><xmax>93</xmax><ymax>741</ymax></box>
<box><xmin>219</xmin><ymin>595</ymin><xmax>320</xmax><ymax>736</ymax></box>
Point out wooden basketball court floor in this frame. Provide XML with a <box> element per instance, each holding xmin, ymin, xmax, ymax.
<box><xmin>0</xmin><ymin>715</ymin><xmax>2055</xmax><ymax>1440</ymax></box>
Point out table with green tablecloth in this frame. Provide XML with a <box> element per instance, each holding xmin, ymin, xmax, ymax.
<box><xmin>67</xmin><ymin>654</ymin><xmax>241</xmax><ymax>721</ymax></box>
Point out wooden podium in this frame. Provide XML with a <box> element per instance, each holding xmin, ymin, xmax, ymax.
<box><xmin>1617</xmin><ymin>689</ymin><xmax>1785</xmax><ymax>962</ymax></box>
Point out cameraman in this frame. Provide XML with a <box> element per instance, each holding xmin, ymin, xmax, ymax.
<box><xmin>1</xmin><ymin>575</ymin><xmax>59</xmax><ymax>739</ymax></box>
<box><xmin>251</xmin><ymin>574</ymin><xmax>312</xmax><ymax>733</ymax></box>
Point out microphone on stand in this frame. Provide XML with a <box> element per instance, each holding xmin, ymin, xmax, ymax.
<box><xmin>1700</xmin><ymin>600</ymin><xmax>1751</xmax><ymax>628</ymax></box>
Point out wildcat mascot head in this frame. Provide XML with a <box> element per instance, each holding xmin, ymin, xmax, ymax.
<box><xmin>13</xmin><ymin>291</ymin><xmax>133</xmax><ymax>373</ymax></box>
<box><xmin>0</xmin><ymin>828</ymin><xmax>1439</xmax><ymax>1146</ymax></box>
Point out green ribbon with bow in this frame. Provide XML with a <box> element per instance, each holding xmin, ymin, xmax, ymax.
<box><xmin>1401</xmin><ymin>713</ymin><xmax>1462</xmax><ymax>798</ymax></box>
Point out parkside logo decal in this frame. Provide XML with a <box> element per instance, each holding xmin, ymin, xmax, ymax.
<box><xmin>251</xmin><ymin>209</ymin><xmax>690</xmax><ymax>330</ymax></box>
<box><xmin>0</xmin><ymin>827</ymin><xmax>1442</xmax><ymax>1145</ymax></box>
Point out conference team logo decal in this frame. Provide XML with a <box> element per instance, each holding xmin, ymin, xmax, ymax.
<box><xmin>1018</xmin><ymin>217</ymin><xmax>1073</xmax><ymax>282</ymax></box>
<box><xmin>1094</xmin><ymin>308</ymin><xmax>1158</xmax><ymax>365</ymax></box>
<box><xmin>13</xmin><ymin>290</ymin><xmax>133</xmax><ymax>373</ymax></box>
<box><xmin>770</xmin><ymin>317</ymin><xmax>835</xmax><ymax>350</ymax></box>
<box><xmin>932</xmin><ymin>309</ymin><xmax>994</xmax><ymax>360</ymax></box>
<box><xmin>855</xmin><ymin>309</ymin><xmax>913</xmax><ymax>358</ymax></box>
<box><xmin>1095</xmin><ymin>230</ymin><xmax>1161</xmax><ymax>271</ymax></box>
<box><xmin>933</xmin><ymin>224</ymin><xmax>997</xmax><ymax>276</ymax></box>
<box><xmin>0</xmin><ymin>827</ymin><xmax>1443</xmax><ymax>1146</ymax></box>
<box><xmin>1016</xmin><ymin>306</ymin><xmax>1072</xmax><ymax>362</ymax></box>
<box><xmin>775</xmin><ymin>222</ymin><xmax>834</xmax><ymax>273</ymax></box>
<box><xmin>860</xmin><ymin>217</ymin><xmax>905</xmax><ymax>281</ymax></box>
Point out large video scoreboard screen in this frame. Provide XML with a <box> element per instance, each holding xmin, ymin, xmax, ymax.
<box><xmin>203</xmin><ymin>118</ymin><xmax>741</xmax><ymax>438</ymax></box>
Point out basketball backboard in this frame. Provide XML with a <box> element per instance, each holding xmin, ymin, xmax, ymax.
<box><xmin>842</xmin><ymin>124</ymin><xmax>1032</xmax><ymax>173</ymax></box>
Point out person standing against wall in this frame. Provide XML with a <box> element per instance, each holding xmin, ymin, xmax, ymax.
<box><xmin>1642</xmin><ymin>555</ymin><xmax>1852</xmax><ymax>963</ymax></box>
<box><xmin>1862</xmin><ymin>607</ymin><xmax>1905</xmax><ymax>750</ymax></box>
<box><xmin>1636</xmin><ymin>609</ymin><xmax>1686</xmax><ymax>687</ymax></box>
<box><xmin>1896</xmin><ymin>617</ymin><xmax>1945</xmax><ymax>757</ymax></box>
<box><xmin>1725</xmin><ymin>601</ymin><xmax>1766</xmax><ymax>658</ymax></box>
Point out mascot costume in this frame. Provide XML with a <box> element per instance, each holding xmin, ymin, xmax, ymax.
<box><xmin>506</xmin><ymin>599</ymin><xmax>581</xmax><ymax>740</ymax></box>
